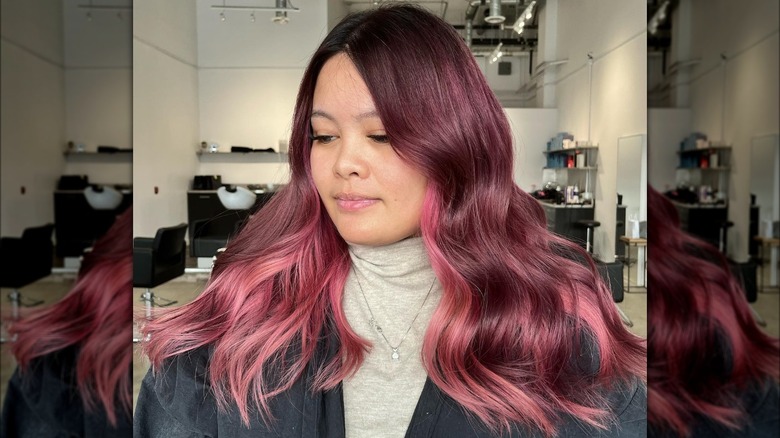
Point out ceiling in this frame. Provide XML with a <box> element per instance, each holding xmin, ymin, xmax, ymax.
<box><xmin>341</xmin><ymin>0</ymin><xmax>540</xmax><ymax>50</ymax></box>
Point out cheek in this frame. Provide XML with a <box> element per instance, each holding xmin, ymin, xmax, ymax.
<box><xmin>386</xmin><ymin>167</ymin><xmax>428</xmax><ymax>215</ymax></box>
<box><xmin>309</xmin><ymin>150</ymin><xmax>329</xmax><ymax>195</ymax></box>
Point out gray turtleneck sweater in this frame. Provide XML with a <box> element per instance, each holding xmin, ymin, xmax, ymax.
<box><xmin>343</xmin><ymin>237</ymin><xmax>442</xmax><ymax>438</ymax></box>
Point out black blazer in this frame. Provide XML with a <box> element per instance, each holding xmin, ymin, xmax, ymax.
<box><xmin>134</xmin><ymin>326</ymin><xmax>646</xmax><ymax>438</ymax></box>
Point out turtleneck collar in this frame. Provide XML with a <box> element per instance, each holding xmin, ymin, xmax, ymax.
<box><xmin>348</xmin><ymin>236</ymin><xmax>431</xmax><ymax>280</ymax></box>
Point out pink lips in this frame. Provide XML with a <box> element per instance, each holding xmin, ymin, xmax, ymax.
<box><xmin>334</xmin><ymin>193</ymin><xmax>379</xmax><ymax>211</ymax></box>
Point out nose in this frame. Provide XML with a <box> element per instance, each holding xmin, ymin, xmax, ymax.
<box><xmin>333</xmin><ymin>134</ymin><xmax>368</xmax><ymax>179</ymax></box>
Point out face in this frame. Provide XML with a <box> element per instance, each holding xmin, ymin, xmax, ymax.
<box><xmin>310</xmin><ymin>53</ymin><xmax>428</xmax><ymax>246</ymax></box>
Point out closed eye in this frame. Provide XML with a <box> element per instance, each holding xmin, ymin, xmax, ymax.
<box><xmin>368</xmin><ymin>135</ymin><xmax>389</xmax><ymax>143</ymax></box>
<box><xmin>309</xmin><ymin>134</ymin><xmax>337</xmax><ymax>144</ymax></box>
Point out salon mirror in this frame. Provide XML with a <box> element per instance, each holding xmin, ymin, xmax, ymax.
<box><xmin>749</xmin><ymin>134</ymin><xmax>779</xmax><ymax>291</ymax></box>
<box><xmin>616</xmin><ymin>134</ymin><xmax>648</xmax><ymax>282</ymax></box>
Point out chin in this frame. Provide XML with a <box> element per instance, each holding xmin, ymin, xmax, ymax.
<box><xmin>337</xmin><ymin>228</ymin><xmax>417</xmax><ymax>247</ymax></box>
<box><xmin>340</xmin><ymin>234</ymin><xmax>384</xmax><ymax>247</ymax></box>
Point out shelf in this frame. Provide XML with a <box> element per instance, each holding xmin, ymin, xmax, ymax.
<box><xmin>676</xmin><ymin>166</ymin><xmax>730</xmax><ymax>171</ymax></box>
<box><xmin>543</xmin><ymin>145</ymin><xmax>599</xmax><ymax>155</ymax></box>
<box><xmin>544</xmin><ymin>166</ymin><xmax>598</xmax><ymax>170</ymax></box>
<box><xmin>63</xmin><ymin>151</ymin><xmax>132</xmax><ymax>163</ymax></box>
<box><xmin>677</xmin><ymin>146</ymin><xmax>732</xmax><ymax>155</ymax></box>
<box><xmin>197</xmin><ymin>151</ymin><xmax>289</xmax><ymax>163</ymax></box>
<box><xmin>542</xmin><ymin>145</ymin><xmax>599</xmax><ymax>155</ymax></box>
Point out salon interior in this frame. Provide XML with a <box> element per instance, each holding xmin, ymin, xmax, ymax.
<box><xmin>1</xmin><ymin>0</ymin><xmax>652</xmax><ymax>410</ymax></box>
<box><xmin>648</xmin><ymin>0</ymin><xmax>779</xmax><ymax>336</ymax></box>
<box><xmin>0</xmin><ymin>0</ymin><xmax>132</xmax><ymax>408</ymax></box>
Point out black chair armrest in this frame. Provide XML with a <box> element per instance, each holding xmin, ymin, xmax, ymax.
<box><xmin>191</xmin><ymin>219</ymin><xmax>211</xmax><ymax>239</ymax></box>
<box><xmin>134</xmin><ymin>237</ymin><xmax>154</xmax><ymax>249</ymax></box>
<box><xmin>133</xmin><ymin>246</ymin><xmax>154</xmax><ymax>287</ymax></box>
<box><xmin>0</xmin><ymin>237</ymin><xmax>25</xmax><ymax>254</ymax></box>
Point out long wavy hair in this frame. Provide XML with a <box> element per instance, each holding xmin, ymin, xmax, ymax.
<box><xmin>8</xmin><ymin>207</ymin><xmax>132</xmax><ymax>426</ymax></box>
<box><xmin>647</xmin><ymin>186</ymin><xmax>779</xmax><ymax>436</ymax></box>
<box><xmin>142</xmin><ymin>5</ymin><xmax>645</xmax><ymax>435</ymax></box>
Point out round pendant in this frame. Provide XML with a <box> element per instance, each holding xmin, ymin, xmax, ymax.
<box><xmin>391</xmin><ymin>350</ymin><xmax>400</xmax><ymax>361</ymax></box>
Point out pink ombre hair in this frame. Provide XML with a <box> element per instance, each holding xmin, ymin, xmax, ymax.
<box><xmin>8</xmin><ymin>207</ymin><xmax>132</xmax><ymax>426</ymax></box>
<box><xmin>647</xmin><ymin>187</ymin><xmax>779</xmax><ymax>436</ymax></box>
<box><xmin>142</xmin><ymin>5</ymin><xmax>645</xmax><ymax>435</ymax></box>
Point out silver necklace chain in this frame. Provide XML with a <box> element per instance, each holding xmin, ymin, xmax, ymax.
<box><xmin>352</xmin><ymin>266</ymin><xmax>436</xmax><ymax>361</ymax></box>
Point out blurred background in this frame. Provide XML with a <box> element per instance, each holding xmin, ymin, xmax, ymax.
<box><xmin>1</xmin><ymin>0</ymin><xmax>132</xmax><ymax>422</ymax></box>
<box><xmin>648</xmin><ymin>0</ymin><xmax>778</xmax><ymax>335</ymax></box>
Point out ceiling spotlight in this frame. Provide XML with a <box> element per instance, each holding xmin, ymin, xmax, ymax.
<box><xmin>485</xmin><ymin>0</ymin><xmax>505</xmax><ymax>24</ymax></box>
<box><xmin>273</xmin><ymin>0</ymin><xmax>289</xmax><ymax>24</ymax></box>
<box><xmin>513</xmin><ymin>1</ymin><xmax>535</xmax><ymax>35</ymax></box>
<box><xmin>648</xmin><ymin>0</ymin><xmax>670</xmax><ymax>33</ymax></box>
<box><xmin>272</xmin><ymin>11</ymin><xmax>288</xmax><ymax>24</ymax></box>
<box><xmin>489</xmin><ymin>42</ymin><xmax>504</xmax><ymax>64</ymax></box>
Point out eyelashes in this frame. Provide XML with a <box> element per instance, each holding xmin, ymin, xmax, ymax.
<box><xmin>309</xmin><ymin>134</ymin><xmax>336</xmax><ymax>144</ymax></box>
<box><xmin>367</xmin><ymin>135</ymin><xmax>389</xmax><ymax>143</ymax></box>
<box><xmin>308</xmin><ymin>134</ymin><xmax>390</xmax><ymax>144</ymax></box>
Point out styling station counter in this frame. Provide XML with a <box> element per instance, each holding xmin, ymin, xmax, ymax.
<box><xmin>54</xmin><ymin>186</ymin><xmax>132</xmax><ymax>259</ymax></box>
<box><xmin>187</xmin><ymin>185</ymin><xmax>278</xmax><ymax>262</ymax></box>
<box><xmin>538</xmin><ymin>201</ymin><xmax>594</xmax><ymax>249</ymax></box>
<box><xmin>537</xmin><ymin>201</ymin><xmax>628</xmax><ymax>258</ymax></box>
<box><xmin>669</xmin><ymin>200</ymin><xmax>728</xmax><ymax>250</ymax></box>
<box><xmin>537</xmin><ymin>200</ymin><xmax>629</xmax><ymax>317</ymax></box>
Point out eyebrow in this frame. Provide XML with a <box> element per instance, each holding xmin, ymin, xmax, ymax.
<box><xmin>310</xmin><ymin>109</ymin><xmax>381</xmax><ymax>122</ymax></box>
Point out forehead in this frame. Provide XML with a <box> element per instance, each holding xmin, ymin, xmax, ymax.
<box><xmin>312</xmin><ymin>53</ymin><xmax>375</xmax><ymax>113</ymax></box>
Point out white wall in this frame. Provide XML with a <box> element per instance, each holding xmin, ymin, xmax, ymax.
<box><xmin>551</xmin><ymin>0</ymin><xmax>647</xmax><ymax>262</ymax></box>
<box><xmin>197</xmin><ymin>67</ymin><xmax>300</xmax><ymax>168</ymax></box>
<box><xmin>133</xmin><ymin>0</ymin><xmax>199</xmax><ymax>237</ymax></box>
<box><xmin>687</xmin><ymin>0</ymin><xmax>779</xmax><ymax>262</ymax></box>
<box><xmin>504</xmin><ymin>108</ymin><xmax>558</xmax><ymax>192</ymax></box>
<box><xmin>195</xmin><ymin>0</ymin><xmax>326</xmax><ymax>184</ymax></box>
<box><xmin>62</xmin><ymin>0</ymin><xmax>132</xmax><ymax>185</ymax></box>
<box><xmin>132</xmin><ymin>1</ymin><xmax>327</xmax><ymax>236</ymax></box>
<box><xmin>476</xmin><ymin>54</ymin><xmax>534</xmax><ymax>107</ymax></box>
<box><xmin>0</xmin><ymin>0</ymin><xmax>65</xmax><ymax>236</ymax></box>
<box><xmin>648</xmin><ymin>108</ymin><xmax>691</xmax><ymax>191</ymax></box>
<box><xmin>327</xmin><ymin>0</ymin><xmax>349</xmax><ymax>31</ymax></box>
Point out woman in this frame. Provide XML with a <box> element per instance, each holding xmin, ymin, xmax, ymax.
<box><xmin>647</xmin><ymin>187</ymin><xmax>779</xmax><ymax>437</ymax></box>
<box><xmin>136</xmin><ymin>5</ymin><xmax>645</xmax><ymax>437</ymax></box>
<box><xmin>2</xmin><ymin>207</ymin><xmax>132</xmax><ymax>437</ymax></box>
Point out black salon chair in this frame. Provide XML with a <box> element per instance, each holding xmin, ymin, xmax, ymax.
<box><xmin>557</xmin><ymin>242</ymin><xmax>632</xmax><ymax>327</ymax></box>
<box><xmin>730</xmin><ymin>260</ymin><xmax>764</xmax><ymax>326</ymax></box>
<box><xmin>719</xmin><ymin>220</ymin><xmax>734</xmax><ymax>254</ymax></box>
<box><xmin>576</xmin><ymin>220</ymin><xmax>601</xmax><ymax>255</ymax></box>
<box><xmin>133</xmin><ymin>223</ymin><xmax>187</xmax><ymax>320</ymax></box>
<box><xmin>0</xmin><ymin>224</ymin><xmax>55</xmax><ymax>342</ymax></box>
<box><xmin>597</xmin><ymin>261</ymin><xmax>632</xmax><ymax>327</ymax></box>
<box><xmin>191</xmin><ymin>219</ymin><xmax>229</xmax><ymax>259</ymax></box>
